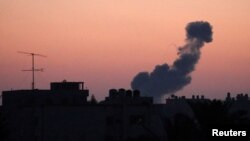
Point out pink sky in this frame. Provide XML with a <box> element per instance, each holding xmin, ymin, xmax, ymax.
<box><xmin>1</xmin><ymin>0</ymin><xmax>250</xmax><ymax>101</ymax></box>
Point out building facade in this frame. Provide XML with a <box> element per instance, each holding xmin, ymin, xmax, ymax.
<box><xmin>2</xmin><ymin>81</ymin><xmax>196</xmax><ymax>141</ymax></box>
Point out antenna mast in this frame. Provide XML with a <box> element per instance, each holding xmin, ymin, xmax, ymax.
<box><xmin>18</xmin><ymin>51</ymin><xmax>46</xmax><ymax>90</ymax></box>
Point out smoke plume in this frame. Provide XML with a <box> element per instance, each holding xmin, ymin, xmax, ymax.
<box><xmin>131</xmin><ymin>21</ymin><xmax>213</xmax><ymax>100</ymax></box>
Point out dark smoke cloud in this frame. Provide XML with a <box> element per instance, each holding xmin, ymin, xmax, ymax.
<box><xmin>131</xmin><ymin>21</ymin><xmax>213</xmax><ymax>101</ymax></box>
<box><xmin>186</xmin><ymin>21</ymin><xmax>213</xmax><ymax>42</ymax></box>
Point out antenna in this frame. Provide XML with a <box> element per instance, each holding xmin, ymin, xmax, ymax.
<box><xmin>18</xmin><ymin>51</ymin><xmax>46</xmax><ymax>90</ymax></box>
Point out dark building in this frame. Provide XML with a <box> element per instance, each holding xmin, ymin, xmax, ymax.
<box><xmin>2</xmin><ymin>81</ymin><xmax>249</xmax><ymax>141</ymax></box>
<box><xmin>2</xmin><ymin>81</ymin><xmax>196</xmax><ymax>141</ymax></box>
<box><xmin>2</xmin><ymin>81</ymin><xmax>89</xmax><ymax>107</ymax></box>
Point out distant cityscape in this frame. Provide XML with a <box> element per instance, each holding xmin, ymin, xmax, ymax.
<box><xmin>0</xmin><ymin>81</ymin><xmax>249</xmax><ymax>141</ymax></box>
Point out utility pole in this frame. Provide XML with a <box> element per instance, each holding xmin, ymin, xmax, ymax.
<box><xmin>18</xmin><ymin>51</ymin><xmax>46</xmax><ymax>90</ymax></box>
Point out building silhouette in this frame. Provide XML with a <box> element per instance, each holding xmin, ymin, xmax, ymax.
<box><xmin>1</xmin><ymin>81</ymin><xmax>250</xmax><ymax>141</ymax></box>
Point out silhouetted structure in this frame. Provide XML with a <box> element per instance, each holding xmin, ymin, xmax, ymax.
<box><xmin>1</xmin><ymin>82</ymin><xmax>250</xmax><ymax>141</ymax></box>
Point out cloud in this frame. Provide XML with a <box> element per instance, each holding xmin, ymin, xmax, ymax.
<box><xmin>131</xmin><ymin>21</ymin><xmax>213</xmax><ymax>102</ymax></box>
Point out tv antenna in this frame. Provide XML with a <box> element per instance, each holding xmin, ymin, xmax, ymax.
<box><xmin>18</xmin><ymin>51</ymin><xmax>46</xmax><ymax>90</ymax></box>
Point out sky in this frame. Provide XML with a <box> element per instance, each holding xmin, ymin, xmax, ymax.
<box><xmin>1</xmin><ymin>0</ymin><xmax>250</xmax><ymax>102</ymax></box>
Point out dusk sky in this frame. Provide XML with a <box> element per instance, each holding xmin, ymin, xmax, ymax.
<box><xmin>1</xmin><ymin>0</ymin><xmax>250</xmax><ymax>101</ymax></box>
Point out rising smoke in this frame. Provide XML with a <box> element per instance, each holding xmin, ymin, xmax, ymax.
<box><xmin>131</xmin><ymin>21</ymin><xmax>213</xmax><ymax>101</ymax></box>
